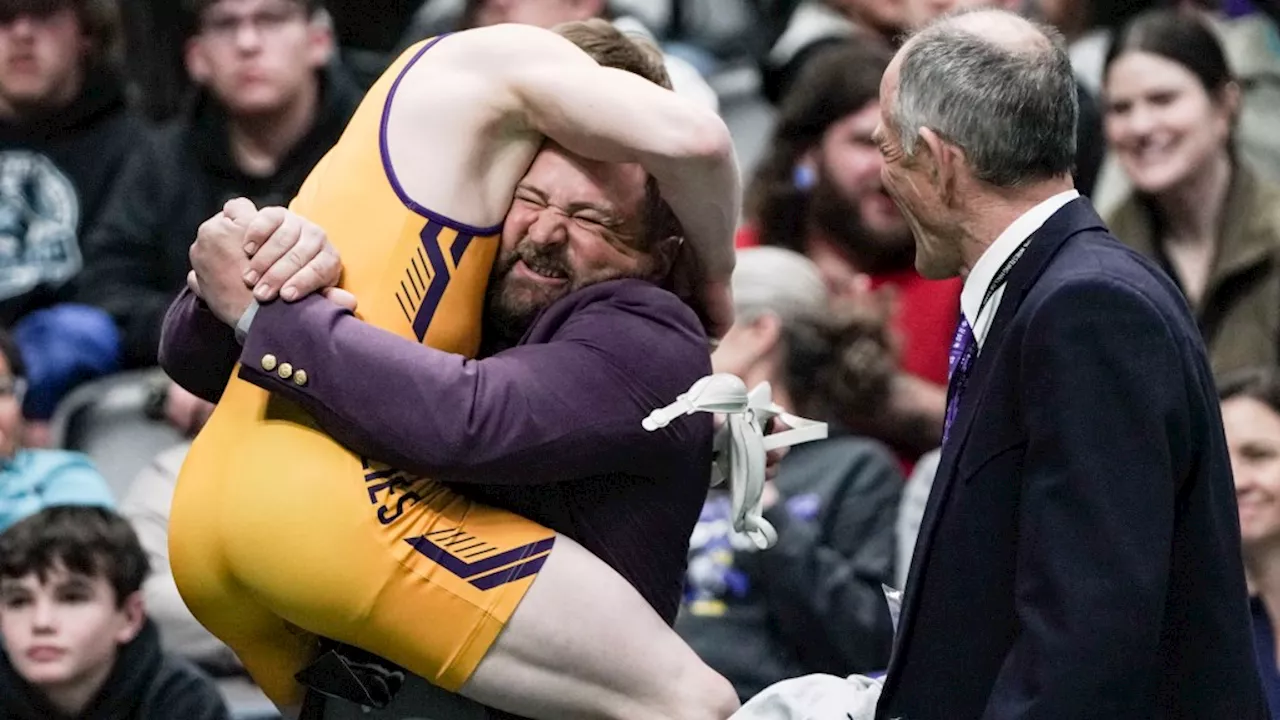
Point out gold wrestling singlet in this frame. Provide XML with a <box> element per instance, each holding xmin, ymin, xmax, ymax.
<box><xmin>168</xmin><ymin>36</ymin><xmax>557</xmax><ymax>706</ymax></box>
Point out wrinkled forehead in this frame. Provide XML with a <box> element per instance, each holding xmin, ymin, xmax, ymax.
<box><xmin>520</xmin><ymin>142</ymin><xmax>648</xmax><ymax>218</ymax></box>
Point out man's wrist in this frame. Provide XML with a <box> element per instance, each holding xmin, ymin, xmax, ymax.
<box><xmin>235</xmin><ymin>300</ymin><xmax>260</xmax><ymax>345</ymax></box>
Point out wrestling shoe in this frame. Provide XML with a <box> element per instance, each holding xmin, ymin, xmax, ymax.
<box><xmin>295</xmin><ymin>639</ymin><xmax>406</xmax><ymax>710</ymax></box>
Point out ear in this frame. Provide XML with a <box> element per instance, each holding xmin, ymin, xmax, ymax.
<box><xmin>794</xmin><ymin>150</ymin><xmax>819</xmax><ymax>190</ymax></box>
<box><xmin>113</xmin><ymin>590</ymin><xmax>147</xmax><ymax>645</ymax></box>
<box><xmin>917</xmin><ymin>126</ymin><xmax>961</xmax><ymax>206</ymax></box>
<box><xmin>1219</xmin><ymin>80</ymin><xmax>1242</xmax><ymax>129</ymax></box>
<box><xmin>306</xmin><ymin>12</ymin><xmax>336</xmax><ymax>69</ymax></box>
<box><xmin>648</xmin><ymin>235</ymin><xmax>684</xmax><ymax>282</ymax></box>
<box><xmin>185</xmin><ymin>37</ymin><xmax>210</xmax><ymax>85</ymax></box>
<box><xmin>76</xmin><ymin>23</ymin><xmax>94</xmax><ymax>65</ymax></box>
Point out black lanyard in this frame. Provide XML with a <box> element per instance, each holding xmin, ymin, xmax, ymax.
<box><xmin>975</xmin><ymin>235</ymin><xmax>1034</xmax><ymax>324</ymax></box>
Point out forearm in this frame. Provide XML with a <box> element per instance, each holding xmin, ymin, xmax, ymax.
<box><xmin>158</xmin><ymin>287</ymin><xmax>241</xmax><ymax>403</ymax></box>
<box><xmin>499</xmin><ymin>29</ymin><xmax>740</xmax><ymax>277</ymax></box>
<box><xmin>237</xmin><ymin>293</ymin><xmax>693</xmax><ymax>483</ymax></box>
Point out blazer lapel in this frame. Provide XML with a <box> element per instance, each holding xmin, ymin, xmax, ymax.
<box><xmin>881</xmin><ymin>198</ymin><xmax>1107</xmax><ymax>697</ymax></box>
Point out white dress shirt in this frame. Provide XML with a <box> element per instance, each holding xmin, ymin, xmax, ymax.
<box><xmin>961</xmin><ymin>190</ymin><xmax>1080</xmax><ymax>350</ymax></box>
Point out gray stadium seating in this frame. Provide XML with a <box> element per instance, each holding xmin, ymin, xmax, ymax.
<box><xmin>49</xmin><ymin>368</ymin><xmax>184</xmax><ymax>499</ymax></box>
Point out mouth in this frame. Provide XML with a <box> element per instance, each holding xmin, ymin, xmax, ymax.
<box><xmin>514</xmin><ymin>259</ymin><xmax>568</xmax><ymax>285</ymax></box>
<box><xmin>26</xmin><ymin>646</ymin><xmax>66</xmax><ymax>662</ymax></box>
<box><xmin>6</xmin><ymin>55</ymin><xmax>36</xmax><ymax>72</ymax></box>
<box><xmin>1123</xmin><ymin>137</ymin><xmax>1179</xmax><ymax>166</ymax></box>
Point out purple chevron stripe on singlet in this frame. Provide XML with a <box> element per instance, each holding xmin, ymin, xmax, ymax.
<box><xmin>405</xmin><ymin>531</ymin><xmax>555</xmax><ymax>590</ymax></box>
<box><xmin>394</xmin><ymin>220</ymin><xmax>475</xmax><ymax>342</ymax></box>
<box><xmin>469</xmin><ymin>554</ymin><xmax>551</xmax><ymax>591</ymax></box>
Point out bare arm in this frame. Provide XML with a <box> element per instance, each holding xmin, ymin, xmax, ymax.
<box><xmin>385</xmin><ymin>26</ymin><xmax>739</xmax><ymax>326</ymax></box>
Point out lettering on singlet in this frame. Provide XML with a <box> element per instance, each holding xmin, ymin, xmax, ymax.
<box><xmin>361</xmin><ymin>458</ymin><xmax>555</xmax><ymax>590</ymax></box>
<box><xmin>396</xmin><ymin>220</ymin><xmax>476</xmax><ymax>343</ymax></box>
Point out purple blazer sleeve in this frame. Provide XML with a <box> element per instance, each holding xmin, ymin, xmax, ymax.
<box><xmin>236</xmin><ymin>280</ymin><xmax>712</xmax><ymax>484</ymax></box>
<box><xmin>157</xmin><ymin>287</ymin><xmax>241</xmax><ymax>404</ymax></box>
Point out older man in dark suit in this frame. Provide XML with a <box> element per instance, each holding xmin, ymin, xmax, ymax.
<box><xmin>869</xmin><ymin>8</ymin><xmax>1267</xmax><ymax>719</ymax></box>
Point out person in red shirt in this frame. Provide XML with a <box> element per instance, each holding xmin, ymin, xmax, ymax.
<box><xmin>739</xmin><ymin>40</ymin><xmax>958</xmax><ymax>465</ymax></box>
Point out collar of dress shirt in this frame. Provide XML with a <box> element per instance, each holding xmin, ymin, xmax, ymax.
<box><xmin>960</xmin><ymin>189</ymin><xmax>1080</xmax><ymax>331</ymax></box>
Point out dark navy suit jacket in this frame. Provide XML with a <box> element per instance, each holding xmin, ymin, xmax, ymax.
<box><xmin>876</xmin><ymin>199</ymin><xmax>1268</xmax><ymax>720</ymax></box>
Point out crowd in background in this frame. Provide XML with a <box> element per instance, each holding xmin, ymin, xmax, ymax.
<box><xmin>0</xmin><ymin>0</ymin><xmax>1279</xmax><ymax>717</ymax></box>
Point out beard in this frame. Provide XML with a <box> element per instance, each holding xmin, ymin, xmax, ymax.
<box><xmin>483</xmin><ymin>237</ymin><xmax>576</xmax><ymax>350</ymax></box>
<box><xmin>809</xmin><ymin>168</ymin><xmax>915</xmax><ymax>276</ymax></box>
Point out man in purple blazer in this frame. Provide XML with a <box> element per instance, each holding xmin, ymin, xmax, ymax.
<box><xmin>161</xmin><ymin>135</ymin><xmax>729</xmax><ymax>717</ymax></box>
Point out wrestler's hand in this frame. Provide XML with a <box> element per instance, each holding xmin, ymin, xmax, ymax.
<box><xmin>189</xmin><ymin>210</ymin><xmax>256</xmax><ymax>327</ymax></box>
<box><xmin>240</xmin><ymin>205</ymin><xmax>343</xmax><ymax>303</ymax></box>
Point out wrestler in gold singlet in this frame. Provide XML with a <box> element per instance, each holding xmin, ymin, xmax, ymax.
<box><xmin>169</xmin><ymin>37</ymin><xmax>556</xmax><ymax>706</ymax></box>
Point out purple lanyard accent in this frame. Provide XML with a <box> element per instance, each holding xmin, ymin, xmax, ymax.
<box><xmin>942</xmin><ymin>236</ymin><xmax>1033</xmax><ymax>443</ymax></box>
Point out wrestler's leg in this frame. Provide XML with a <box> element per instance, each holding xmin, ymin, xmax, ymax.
<box><xmin>195</xmin><ymin>597</ymin><xmax>318</xmax><ymax>718</ymax></box>
<box><xmin>460</xmin><ymin>535</ymin><xmax>740</xmax><ymax>720</ymax></box>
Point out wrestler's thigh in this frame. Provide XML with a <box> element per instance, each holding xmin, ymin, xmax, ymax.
<box><xmin>460</xmin><ymin>534</ymin><xmax>740</xmax><ymax>720</ymax></box>
<box><xmin>215</xmin><ymin>429</ymin><xmax>558</xmax><ymax>693</ymax></box>
<box><xmin>213</xmin><ymin>426</ymin><xmax>390</xmax><ymax>630</ymax></box>
<box><xmin>205</xmin><ymin>596</ymin><xmax>319</xmax><ymax>714</ymax></box>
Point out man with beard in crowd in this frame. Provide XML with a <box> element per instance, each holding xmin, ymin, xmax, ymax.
<box><xmin>737</xmin><ymin>40</ymin><xmax>956</xmax><ymax>463</ymax></box>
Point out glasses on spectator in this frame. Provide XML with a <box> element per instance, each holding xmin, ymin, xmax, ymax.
<box><xmin>199</xmin><ymin>3</ymin><xmax>307</xmax><ymax>42</ymax></box>
<box><xmin>0</xmin><ymin>377</ymin><xmax>26</xmax><ymax>403</ymax></box>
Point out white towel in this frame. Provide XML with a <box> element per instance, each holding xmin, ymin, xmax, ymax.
<box><xmin>731</xmin><ymin>673</ymin><xmax>884</xmax><ymax>720</ymax></box>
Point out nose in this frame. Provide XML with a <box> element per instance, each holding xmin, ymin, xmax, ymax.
<box><xmin>30</xmin><ymin>596</ymin><xmax>56</xmax><ymax>633</ymax></box>
<box><xmin>1233</xmin><ymin>458</ymin><xmax>1256</xmax><ymax>494</ymax></box>
<box><xmin>1124</xmin><ymin>102</ymin><xmax>1158</xmax><ymax>140</ymax></box>
<box><xmin>524</xmin><ymin>208</ymin><xmax>569</xmax><ymax>248</ymax></box>
<box><xmin>6</xmin><ymin>15</ymin><xmax>35</xmax><ymax>38</ymax></box>
<box><xmin>852</xmin><ymin>152</ymin><xmax>884</xmax><ymax>189</ymax></box>
<box><xmin>233</xmin><ymin>19</ymin><xmax>265</xmax><ymax>53</ymax></box>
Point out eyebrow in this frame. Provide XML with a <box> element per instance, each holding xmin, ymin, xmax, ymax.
<box><xmin>56</xmin><ymin>576</ymin><xmax>95</xmax><ymax>592</ymax></box>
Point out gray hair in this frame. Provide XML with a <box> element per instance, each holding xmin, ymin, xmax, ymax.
<box><xmin>731</xmin><ymin>247</ymin><xmax>828</xmax><ymax>323</ymax></box>
<box><xmin>891</xmin><ymin>8</ymin><xmax>1078</xmax><ymax>188</ymax></box>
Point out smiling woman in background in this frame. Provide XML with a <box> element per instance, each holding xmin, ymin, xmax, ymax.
<box><xmin>1102</xmin><ymin>8</ymin><xmax>1280</xmax><ymax>377</ymax></box>
<box><xmin>1220</xmin><ymin>367</ymin><xmax>1280</xmax><ymax>718</ymax></box>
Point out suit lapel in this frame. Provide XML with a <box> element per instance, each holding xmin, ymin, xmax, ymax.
<box><xmin>881</xmin><ymin>198</ymin><xmax>1108</xmax><ymax>699</ymax></box>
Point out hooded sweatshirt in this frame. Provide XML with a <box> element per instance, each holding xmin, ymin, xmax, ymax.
<box><xmin>0</xmin><ymin>69</ymin><xmax>146</xmax><ymax>325</ymax></box>
<box><xmin>0</xmin><ymin>620</ymin><xmax>228</xmax><ymax>720</ymax></box>
<box><xmin>78</xmin><ymin>66</ymin><xmax>361</xmax><ymax>367</ymax></box>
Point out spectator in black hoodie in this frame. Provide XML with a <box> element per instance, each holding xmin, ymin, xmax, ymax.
<box><xmin>0</xmin><ymin>0</ymin><xmax>145</xmax><ymax>434</ymax></box>
<box><xmin>0</xmin><ymin>505</ymin><xmax>228</xmax><ymax>720</ymax></box>
<box><xmin>78</xmin><ymin>0</ymin><xmax>359</xmax><ymax>412</ymax></box>
<box><xmin>675</xmin><ymin>246</ymin><xmax>902</xmax><ymax>702</ymax></box>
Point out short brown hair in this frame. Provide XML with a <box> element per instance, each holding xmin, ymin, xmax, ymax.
<box><xmin>0</xmin><ymin>506</ymin><xmax>149</xmax><ymax>608</ymax></box>
<box><xmin>554</xmin><ymin>18</ymin><xmax>672</xmax><ymax>91</ymax></box>
<box><xmin>554</xmin><ymin>19</ymin><xmax>681</xmax><ymax>254</ymax></box>
<box><xmin>0</xmin><ymin>0</ymin><xmax>123</xmax><ymax>70</ymax></box>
